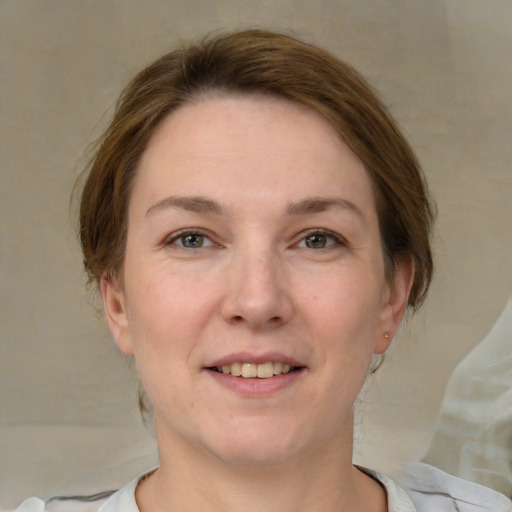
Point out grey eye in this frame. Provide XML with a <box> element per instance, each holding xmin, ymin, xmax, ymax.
<box><xmin>168</xmin><ymin>231</ymin><xmax>216</xmax><ymax>249</ymax></box>
<box><xmin>304</xmin><ymin>234</ymin><xmax>328</xmax><ymax>249</ymax></box>
<box><xmin>179</xmin><ymin>234</ymin><xmax>205</xmax><ymax>248</ymax></box>
<box><xmin>297</xmin><ymin>232</ymin><xmax>340</xmax><ymax>249</ymax></box>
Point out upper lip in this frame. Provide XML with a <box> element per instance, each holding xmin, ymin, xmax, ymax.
<box><xmin>207</xmin><ymin>351</ymin><xmax>305</xmax><ymax>368</ymax></box>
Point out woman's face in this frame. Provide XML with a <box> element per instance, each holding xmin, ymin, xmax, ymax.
<box><xmin>102</xmin><ymin>95</ymin><xmax>411</xmax><ymax>466</ymax></box>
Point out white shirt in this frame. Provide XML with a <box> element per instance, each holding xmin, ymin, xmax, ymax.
<box><xmin>9</xmin><ymin>463</ymin><xmax>512</xmax><ymax>512</ymax></box>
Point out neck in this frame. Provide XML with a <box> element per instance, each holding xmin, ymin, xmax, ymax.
<box><xmin>136</xmin><ymin>419</ymin><xmax>387</xmax><ymax>512</ymax></box>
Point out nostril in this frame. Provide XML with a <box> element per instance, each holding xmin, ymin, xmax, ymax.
<box><xmin>227</xmin><ymin>314</ymin><xmax>282</xmax><ymax>326</ymax></box>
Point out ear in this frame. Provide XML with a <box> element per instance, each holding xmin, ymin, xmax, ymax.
<box><xmin>100</xmin><ymin>275</ymin><xmax>134</xmax><ymax>355</ymax></box>
<box><xmin>374</xmin><ymin>257</ymin><xmax>415</xmax><ymax>354</ymax></box>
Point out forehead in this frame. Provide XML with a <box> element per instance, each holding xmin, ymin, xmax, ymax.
<box><xmin>132</xmin><ymin>95</ymin><xmax>377</xmax><ymax>218</ymax></box>
<box><xmin>146</xmin><ymin>94</ymin><xmax>344</xmax><ymax>158</ymax></box>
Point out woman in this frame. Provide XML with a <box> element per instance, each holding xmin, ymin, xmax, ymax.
<box><xmin>13</xmin><ymin>30</ymin><xmax>511</xmax><ymax>512</ymax></box>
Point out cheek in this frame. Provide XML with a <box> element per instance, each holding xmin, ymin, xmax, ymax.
<box><xmin>303</xmin><ymin>270</ymin><xmax>385</xmax><ymax>367</ymax></box>
<box><xmin>122</xmin><ymin>277</ymin><xmax>196</xmax><ymax>407</ymax></box>
<box><xmin>307</xmin><ymin>268</ymin><xmax>384</xmax><ymax>325</ymax></box>
<box><xmin>123</xmin><ymin>265</ymin><xmax>220</xmax><ymax>358</ymax></box>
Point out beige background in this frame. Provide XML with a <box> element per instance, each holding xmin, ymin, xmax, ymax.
<box><xmin>1</xmin><ymin>0</ymin><xmax>511</xmax><ymax>507</ymax></box>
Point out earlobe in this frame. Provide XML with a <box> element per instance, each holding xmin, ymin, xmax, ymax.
<box><xmin>374</xmin><ymin>257</ymin><xmax>414</xmax><ymax>354</ymax></box>
<box><xmin>100</xmin><ymin>275</ymin><xmax>134</xmax><ymax>355</ymax></box>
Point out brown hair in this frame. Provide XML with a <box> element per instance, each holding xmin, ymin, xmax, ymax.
<box><xmin>79</xmin><ymin>29</ymin><xmax>434</xmax><ymax>309</ymax></box>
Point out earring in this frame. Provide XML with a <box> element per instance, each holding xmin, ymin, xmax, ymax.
<box><xmin>384</xmin><ymin>333</ymin><xmax>390</xmax><ymax>339</ymax></box>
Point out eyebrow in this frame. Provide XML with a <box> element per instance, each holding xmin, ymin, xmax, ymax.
<box><xmin>145</xmin><ymin>195</ymin><xmax>365</xmax><ymax>221</ymax></box>
<box><xmin>146</xmin><ymin>196</ymin><xmax>224</xmax><ymax>216</ymax></box>
<box><xmin>286</xmin><ymin>197</ymin><xmax>365</xmax><ymax>220</ymax></box>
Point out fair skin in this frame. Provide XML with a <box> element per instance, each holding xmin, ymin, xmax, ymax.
<box><xmin>102</xmin><ymin>95</ymin><xmax>413</xmax><ymax>512</ymax></box>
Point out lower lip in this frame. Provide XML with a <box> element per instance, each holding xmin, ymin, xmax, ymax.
<box><xmin>206</xmin><ymin>368</ymin><xmax>305</xmax><ymax>397</ymax></box>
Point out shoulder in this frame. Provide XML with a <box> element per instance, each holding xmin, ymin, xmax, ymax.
<box><xmin>395</xmin><ymin>461</ymin><xmax>512</xmax><ymax>512</ymax></box>
<box><xmin>95</xmin><ymin>476</ymin><xmax>140</xmax><ymax>512</ymax></box>
<box><xmin>6</xmin><ymin>497</ymin><xmax>47</xmax><ymax>512</ymax></box>
<box><xmin>359</xmin><ymin>466</ymin><xmax>417</xmax><ymax>511</ymax></box>
<box><xmin>7</xmin><ymin>487</ymin><xmax>132</xmax><ymax>512</ymax></box>
<box><xmin>7</xmin><ymin>470</ymin><xmax>154</xmax><ymax>512</ymax></box>
<box><xmin>6</xmin><ymin>495</ymin><xmax>110</xmax><ymax>512</ymax></box>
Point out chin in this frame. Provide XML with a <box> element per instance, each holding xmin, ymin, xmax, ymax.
<box><xmin>203</xmin><ymin>419</ymin><xmax>311</xmax><ymax>467</ymax></box>
<box><xmin>214</xmin><ymin>441</ymin><xmax>299</xmax><ymax>467</ymax></box>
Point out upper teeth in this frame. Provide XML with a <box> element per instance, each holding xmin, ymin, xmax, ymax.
<box><xmin>217</xmin><ymin>362</ymin><xmax>293</xmax><ymax>379</ymax></box>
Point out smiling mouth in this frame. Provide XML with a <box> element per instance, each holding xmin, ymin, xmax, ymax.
<box><xmin>210</xmin><ymin>362</ymin><xmax>302</xmax><ymax>379</ymax></box>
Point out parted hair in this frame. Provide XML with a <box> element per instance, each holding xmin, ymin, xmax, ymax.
<box><xmin>79</xmin><ymin>29</ymin><xmax>434</xmax><ymax>309</ymax></box>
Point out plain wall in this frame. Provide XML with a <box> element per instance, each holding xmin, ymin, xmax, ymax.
<box><xmin>1</xmin><ymin>0</ymin><xmax>511</xmax><ymax>507</ymax></box>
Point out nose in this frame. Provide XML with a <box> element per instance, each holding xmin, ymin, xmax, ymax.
<box><xmin>221</xmin><ymin>249</ymin><xmax>294</xmax><ymax>330</ymax></box>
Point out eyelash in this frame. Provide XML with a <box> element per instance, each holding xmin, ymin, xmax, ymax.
<box><xmin>164</xmin><ymin>228</ymin><xmax>346</xmax><ymax>251</ymax></box>
<box><xmin>295</xmin><ymin>229</ymin><xmax>346</xmax><ymax>250</ymax></box>
<box><xmin>164</xmin><ymin>229</ymin><xmax>216</xmax><ymax>249</ymax></box>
